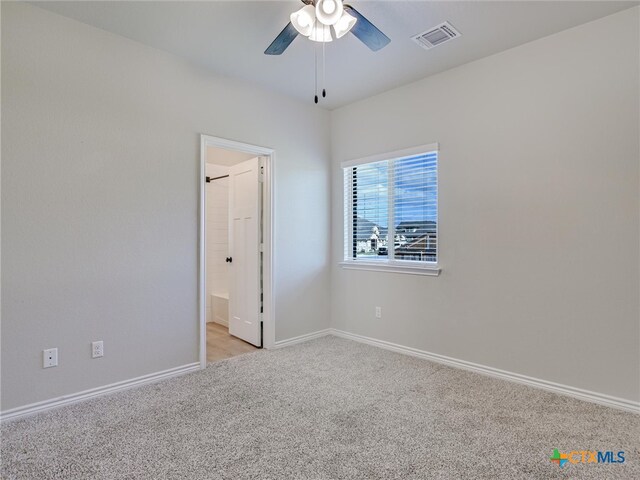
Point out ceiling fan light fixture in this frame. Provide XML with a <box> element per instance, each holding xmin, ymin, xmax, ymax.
<box><xmin>322</xmin><ymin>0</ymin><xmax>337</xmax><ymax>14</ymax></box>
<box><xmin>333</xmin><ymin>11</ymin><xmax>357</xmax><ymax>39</ymax></box>
<box><xmin>316</xmin><ymin>0</ymin><xmax>344</xmax><ymax>26</ymax></box>
<box><xmin>290</xmin><ymin>4</ymin><xmax>316</xmax><ymax>36</ymax></box>
<box><xmin>309</xmin><ymin>23</ymin><xmax>333</xmax><ymax>43</ymax></box>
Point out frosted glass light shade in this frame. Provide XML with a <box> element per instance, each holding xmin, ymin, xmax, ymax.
<box><xmin>316</xmin><ymin>0</ymin><xmax>343</xmax><ymax>26</ymax></box>
<box><xmin>290</xmin><ymin>5</ymin><xmax>316</xmax><ymax>36</ymax></box>
<box><xmin>333</xmin><ymin>11</ymin><xmax>357</xmax><ymax>39</ymax></box>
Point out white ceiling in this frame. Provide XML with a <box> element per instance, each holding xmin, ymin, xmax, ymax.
<box><xmin>32</xmin><ymin>1</ymin><xmax>638</xmax><ymax>109</ymax></box>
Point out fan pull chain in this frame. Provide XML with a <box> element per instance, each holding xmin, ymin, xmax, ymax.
<box><xmin>314</xmin><ymin>21</ymin><xmax>319</xmax><ymax>104</ymax></box>
<box><xmin>322</xmin><ymin>40</ymin><xmax>326</xmax><ymax>99</ymax></box>
<box><xmin>314</xmin><ymin>45</ymin><xmax>318</xmax><ymax>104</ymax></box>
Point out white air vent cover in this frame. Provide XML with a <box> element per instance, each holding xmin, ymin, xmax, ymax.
<box><xmin>412</xmin><ymin>21</ymin><xmax>461</xmax><ymax>50</ymax></box>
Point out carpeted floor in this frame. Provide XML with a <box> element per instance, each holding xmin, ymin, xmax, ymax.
<box><xmin>1</xmin><ymin>336</ymin><xmax>638</xmax><ymax>479</ymax></box>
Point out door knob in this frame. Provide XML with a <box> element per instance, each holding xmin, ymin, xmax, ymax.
<box><xmin>226</xmin><ymin>257</ymin><xmax>232</xmax><ymax>263</ymax></box>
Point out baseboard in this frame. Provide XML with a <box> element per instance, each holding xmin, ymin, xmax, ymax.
<box><xmin>0</xmin><ymin>362</ymin><xmax>201</xmax><ymax>422</ymax></box>
<box><xmin>330</xmin><ymin>329</ymin><xmax>639</xmax><ymax>414</ymax></box>
<box><xmin>273</xmin><ymin>328</ymin><xmax>332</xmax><ymax>349</ymax></box>
<box><xmin>212</xmin><ymin>317</ymin><xmax>229</xmax><ymax>328</ymax></box>
<box><xmin>5</xmin><ymin>331</ymin><xmax>635</xmax><ymax>421</ymax></box>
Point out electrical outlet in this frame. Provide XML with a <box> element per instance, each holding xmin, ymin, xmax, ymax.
<box><xmin>375</xmin><ymin>306</ymin><xmax>382</xmax><ymax>318</ymax></box>
<box><xmin>92</xmin><ymin>341</ymin><xmax>104</xmax><ymax>358</ymax></box>
<box><xmin>43</xmin><ymin>348</ymin><xmax>58</xmax><ymax>368</ymax></box>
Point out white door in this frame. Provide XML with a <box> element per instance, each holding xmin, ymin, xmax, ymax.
<box><xmin>228</xmin><ymin>157</ymin><xmax>262</xmax><ymax>347</ymax></box>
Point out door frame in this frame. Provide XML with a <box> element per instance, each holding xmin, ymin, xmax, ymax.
<box><xmin>199</xmin><ymin>134</ymin><xmax>276</xmax><ymax>368</ymax></box>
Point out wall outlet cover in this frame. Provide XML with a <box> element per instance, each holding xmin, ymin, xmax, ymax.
<box><xmin>43</xmin><ymin>348</ymin><xmax>58</xmax><ymax>368</ymax></box>
<box><xmin>92</xmin><ymin>341</ymin><xmax>104</xmax><ymax>358</ymax></box>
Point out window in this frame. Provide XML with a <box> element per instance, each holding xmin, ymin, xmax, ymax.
<box><xmin>342</xmin><ymin>144</ymin><xmax>439</xmax><ymax>275</ymax></box>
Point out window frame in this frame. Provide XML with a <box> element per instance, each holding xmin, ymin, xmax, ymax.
<box><xmin>341</xmin><ymin>143</ymin><xmax>441</xmax><ymax>276</ymax></box>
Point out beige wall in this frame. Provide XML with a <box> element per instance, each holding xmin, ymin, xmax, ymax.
<box><xmin>1</xmin><ymin>3</ymin><xmax>331</xmax><ymax>411</ymax></box>
<box><xmin>330</xmin><ymin>7</ymin><xmax>640</xmax><ymax>402</ymax></box>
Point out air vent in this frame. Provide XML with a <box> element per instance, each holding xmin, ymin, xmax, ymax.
<box><xmin>412</xmin><ymin>21</ymin><xmax>461</xmax><ymax>50</ymax></box>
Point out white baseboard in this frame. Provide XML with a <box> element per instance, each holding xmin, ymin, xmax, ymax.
<box><xmin>0</xmin><ymin>362</ymin><xmax>201</xmax><ymax>422</ymax></box>
<box><xmin>3</xmin><ymin>329</ymin><xmax>637</xmax><ymax>421</ymax></box>
<box><xmin>212</xmin><ymin>317</ymin><xmax>229</xmax><ymax>328</ymax></box>
<box><xmin>272</xmin><ymin>328</ymin><xmax>332</xmax><ymax>349</ymax></box>
<box><xmin>330</xmin><ymin>329</ymin><xmax>640</xmax><ymax>414</ymax></box>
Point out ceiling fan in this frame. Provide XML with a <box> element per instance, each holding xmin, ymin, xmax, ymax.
<box><xmin>265</xmin><ymin>0</ymin><xmax>390</xmax><ymax>55</ymax></box>
<box><xmin>265</xmin><ymin>0</ymin><xmax>390</xmax><ymax>103</ymax></box>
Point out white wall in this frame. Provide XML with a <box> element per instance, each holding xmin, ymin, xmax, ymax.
<box><xmin>1</xmin><ymin>3</ymin><xmax>331</xmax><ymax>411</ymax></box>
<box><xmin>205</xmin><ymin>164</ymin><xmax>230</xmax><ymax>324</ymax></box>
<box><xmin>330</xmin><ymin>8</ymin><xmax>640</xmax><ymax>402</ymax></box>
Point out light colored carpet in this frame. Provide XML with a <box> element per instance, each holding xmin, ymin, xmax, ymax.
<box><xmin>1</xmin><ymin>336</ymin><xmax>638</xmax><ymax>479</ymax></box>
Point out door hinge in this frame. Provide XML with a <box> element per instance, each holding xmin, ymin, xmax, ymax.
<box><xmin>258</xmin><ymin>157</ymin><xmax>265</xmax><ymax>183</ymax></box>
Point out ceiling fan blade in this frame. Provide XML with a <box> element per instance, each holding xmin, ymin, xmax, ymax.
<box><xmin>265</xmin><ymin>22</ymin><xmax>299</xmax><ymax>55</ymax></box>
<box><xmin>343</xmin><ymin>5</ymin><xmax>390</xmax><ymax>52</ymax></box>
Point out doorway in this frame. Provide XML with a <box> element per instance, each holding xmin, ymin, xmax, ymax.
<box><xmin>199</xmin><ymin>135</ymin><xmax>275</xmax><ymax>367</ymax></box>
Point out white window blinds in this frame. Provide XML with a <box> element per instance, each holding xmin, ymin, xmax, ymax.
<box><xmin>344</xmin><ymin>149</ymin><xmax>438</xmax><ymax>264</ymax></box>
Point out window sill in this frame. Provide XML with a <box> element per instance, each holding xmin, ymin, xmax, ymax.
<box><xmin>339</xmin><ymin>261</ymin><xmax>441</xmax><ymax>276</ymax></box>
